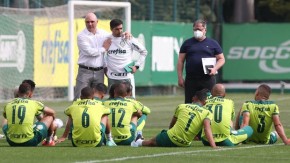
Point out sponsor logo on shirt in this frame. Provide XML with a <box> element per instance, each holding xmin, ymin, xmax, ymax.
<box><xmin>75</xmin><ymin>140</ymin><xmax>97</xmax><ymax>144</ymax></box>
<box><xmin>107</xmin><ymin>49</ymin><xmax>126</xmax><ymax>55</ymax></box>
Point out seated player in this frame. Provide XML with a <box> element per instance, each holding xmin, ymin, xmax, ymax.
<box><xmin>201</xmin><ymin>84</ymin><xmax>253</xmax><ymax>146</ymax></box>
<box><xmin>13</xmin><ymin>79</ymin><xmax>62</xmax><ymax>145</ymax></box>
<box><xmin>92</xmin><ymin>82</ymin><xmax>116</xmax><ymax>146</ymax></box>
<box><xmin>122</xmin><ymin>81</ymin><xmax>151</xmax><ymax>139</ymax></box>
<box><xmin>103</xmin><ymin>83</ymin><xmax>142</xmax><ymax>145</ymax></box>
<box><xmin>131</xmin><ymin>89</ymin><xmax>217</xmax><ymax>148</ymax></box>
<box><xmin>240</xmin><ymin>84</ymin><xmax>290</xmax><ymax>145</ymax></box>
<box><xmin>2</xmin><ymin>83</ymin><xmax>56</xmax><ymax>146</ymax></box>
<box><xmin>57</xmin><ymin>87</ymin><xmax>113</xmax><ymax>147</ymax></box>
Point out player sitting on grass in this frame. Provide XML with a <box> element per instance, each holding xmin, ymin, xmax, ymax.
<box><xmin>92</xmin><ymin>82</ymin><xmax>116</xmax><ymax>146</ymax></box>
<box><xmin>201</xmin><ymin>83</ymin><xmax>253</xmax><ymax>146</ymax></box>
<box><xmin>123</xmin><ymin>81</ymin><xmax>151</xmax><ymax>139</ymax></box>
<box><xmin>240</xmin><ymin>84</ymin><xmax>290</xmax><ymax>145</ymax></box>
<box><xmin>2</xmin><ymin>83</ymin><xmax>56</xmax><ymax>146</ymax></box>
<box><xmin>13</xmin><ymin>79</ymin><xmax>63</xmax><ymax>145</ymax></box>
<box><xmin>104</xmin><ymin>83</ymin><xmax>142</xmax><ymax>145</ymax></box>
<box><xmin>131</xmin><ymin>89</ymin><xmax>217</xmax><ymax>148</ymax></box>
<box><xmin>57</xmin><ymin>87</ymin><xmax>113</xmax><ymax>147</ymax></box>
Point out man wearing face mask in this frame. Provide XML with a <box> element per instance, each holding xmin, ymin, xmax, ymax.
<box><xmin>177</xmin><ymin>19</ymin><xmax>225</xmax><ymax>104</ymax></box>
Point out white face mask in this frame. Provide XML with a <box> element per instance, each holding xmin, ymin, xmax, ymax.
<box><xmin>194</xmin><ymin>30</ymin><xmax>203</xmax><ymax>39</ymax></box>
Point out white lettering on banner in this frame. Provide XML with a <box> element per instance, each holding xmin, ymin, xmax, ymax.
<box><xmin>0</xmin><ymin>31</ymin><xmax>26</xmax><ymax>73</ymax></box>
<box><xmin>41</xmin><ymin>30</ymin><xmax>69</xmax><ymax>74</ymax></box>
<box><xmin>152</xmin><ymin>36</ymin><xmax>183</xmax><ymax>71</ymax></box>
<box><xmin>227</xmin><ymin>40</ymin><xmax>290</xmax><ymax>73</ymax></box>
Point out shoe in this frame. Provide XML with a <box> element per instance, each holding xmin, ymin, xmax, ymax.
<box><xmin>131</xmin><ymin>139</ymin><xmax>142</xmax><ymax>147</ymax></box>
<box><xmin>131</xmin><ymin>140</ymin><xmax>139</xmax><ymax>147</ymax></box>
<box><xmin>0</xmin><ymin>134</ymin><xmax>5</xmax><ymax>139</ymax></box>
<box><xmin>42</xmin><ymin>140</ymin><xmax>56</xmax><ymax>146</ymax></box>
<box><xmin>135</xmin><ymin>134</ymin><xmax>144</xmax><ymax>141</ymax></box>
<box><xmin>106</xmin><ymin>140</ymin><xmax>117</xmax><ymax>147</ymax></box>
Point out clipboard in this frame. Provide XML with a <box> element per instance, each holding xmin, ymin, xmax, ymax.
<box><xmin>202</xmin><ymin>58</ymin><xmax>217</xmax><ymax>74</ymax></box>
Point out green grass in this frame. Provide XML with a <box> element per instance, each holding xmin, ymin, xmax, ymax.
<box><xmin>1</xmin><ymin>93</ymin><xmax>290</xmax><ymax>163</ymax></box>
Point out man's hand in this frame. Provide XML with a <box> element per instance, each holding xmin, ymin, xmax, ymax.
<box><xmin>130</xmin><ymin>66</ymin><xmax>138</xmax><ymax>73</ymax></box>
<box><xmin>208</xmin><ymin>67</ymin><xmax>217</xmax><ymax>76</ymax></box>
<box><xmin>122</xmin><ymin>32</ymin><xmax>132</xmax><ymax>40</ymax></box>
<box><xmin>103</xmin><ymin>38</ymin><xmax>112</xmax><ymax>51</ymax></box>
<box><xmin>178</xmin><ymin>77</ymin><xmax>184</xmax><ymax>88</ymax></box>
<box><xmin>56</xmin><ymin>137</ymin><xmax>66</xmax><ymax>144</ymax></box>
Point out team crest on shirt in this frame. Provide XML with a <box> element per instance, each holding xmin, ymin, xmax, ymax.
<box><xmin>120</xmin><ymin>39</ymin><xmax>126</xmax><ymax>47</ymax></box>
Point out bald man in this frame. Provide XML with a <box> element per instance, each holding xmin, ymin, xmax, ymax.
<box><xmin>201</xmin><ymin>83</ymin><xmax>253</xmax><ymax>146</ymax></box>
<box><xmin>74</xmin><ymin>12</ymin><xmax>112</xmax><ymax>101</ymax></box>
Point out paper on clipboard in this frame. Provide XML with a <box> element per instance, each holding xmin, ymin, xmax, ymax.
<box><xmin>202</xmin><ymin>58</ymin><xmax>217</xmax><ymax>74</ymax></box>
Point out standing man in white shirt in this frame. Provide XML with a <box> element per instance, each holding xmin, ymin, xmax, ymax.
<box><xmin>74</xmin><ymin>12</ymin><xmax>111</xmax><ymax>101</ymax></box>
<box><xmin>105</xmin><ymin>19</ymin><xmax>147</xmax><ymax>97</ymax></box>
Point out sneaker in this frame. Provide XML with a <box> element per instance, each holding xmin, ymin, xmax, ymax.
<box><xmin>0</xmin><ymin>134</ymin><xmax>5</xmax><ymax>139</ymax></box>
<box><xmin>131</xmin><ymin>140</ymin><xmax>139</xmax><ymax>147</ymax></box>
<box><xmin>106</xmin><ymin>140</ymin><xmax>117</xmax><ymax>147</ymax></box>
<box><xmin>131</xmin><ymin>139</ymin><xmax>142</xmax><ymax>147</ymax></box>
<box><xmin>135</xmin><ymin>134</ymin><xmax>144</xmax><ymax>141</ymax></box>
<box><xmin>42</xmin><ymin>140</ymin><xmax>56</xmax><ymax>146</ymax></box>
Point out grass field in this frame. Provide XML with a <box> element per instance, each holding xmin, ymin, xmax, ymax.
<box><xmin>1</xmin><ymin>93</ymin><xmax>290</xmax><ymax>163</ymax></box>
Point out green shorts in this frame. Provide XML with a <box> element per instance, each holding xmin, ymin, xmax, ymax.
<box><xmin>2</xmin><ymin>122</ymin><xmax>48</xmax><ymax>146</ymax></box>
<box><xmin>71</xmin><ymin>123</ymin><xmax>106</xmax><ymax>147</ymax></box>
<box><xmin>116</xmin><ymin>122</ymin><xmax>136</xmax><ymax>145</ymax></box>
<box><xmin>202</xmin><ymin>126</ymin><xmax>253</xmax><ymax>146</ymax></box>
<box><xmin>156</xmin><ymin>130</ymin><xmax>178</xmax><ymax>147</ymax></box>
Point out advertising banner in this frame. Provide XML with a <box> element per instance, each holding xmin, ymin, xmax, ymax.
<box><xmin>0</xmin><ymin>15</ymin><xmax>33</xmax><ymax>88</ymax></box>
<box><xmin>132</xmin><ymin>21</ymin><xmax>212</xmax><ymax>86</ymax></box>
<box><xmin>223</xmin><ymin>24</ymin><xmax>290</xmax><ymax>80</ymax></box>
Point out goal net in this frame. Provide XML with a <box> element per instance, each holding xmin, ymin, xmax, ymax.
<box><xmin>0</xmin><ymin>1</ymin><xmax>131</xmax><ymax>102</ymax></box>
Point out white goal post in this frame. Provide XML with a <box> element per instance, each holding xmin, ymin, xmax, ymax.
<box><xmin>68</xmin><ymin>0</ymin><xmax>131</xmax><ymax>101</ymax></box>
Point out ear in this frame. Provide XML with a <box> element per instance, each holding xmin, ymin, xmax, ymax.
<box><xmin>28</xmin><ymin>91</ymin><xmax>33</xmax><ymax>98</ymax></box>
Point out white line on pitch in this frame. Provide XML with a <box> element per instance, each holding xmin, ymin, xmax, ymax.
<box><xmin>75</xmin><ymin>144</ymin><xmax>283</xmax><ymax>163</ymax></box>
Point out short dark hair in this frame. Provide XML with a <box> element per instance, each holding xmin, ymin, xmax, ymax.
<box><xmin>114</xmin><ymin>83</ymin><xmax>127</xmax><ymax>97</ymax></box>
<box><xmin>123</xmin><ymin>81</ymin><xmax>132</xmax><ymax>95</ymax></box>
<box><xmin>93</xmin><ymin>83</ymin><xmax>108</xmax><ymax>94</ymax></box>
<box><xmin>110</xmin><ymin>19</ymin><xmax>123</xmax><ymax>29</ymax></box>
<box><xmin>22</xmin><ymin>79</ymin><xmax>36</xmax><ymax>91</ymax></box>
<box><xmin>18</xmin><ymin>83</ymin><xmax>32</xmax><ymax>96</ymax></box>
<box><xmin>194</xmin><ymin>88</ymin><xmax>209</xmax><ymax>102</ymax></box>
<box><xmin>109</xmin><ymin>83</ymin><xmax>118</xmax><ymax>98</ymax></box>
<box><xmin>80</xmin><ymin>86</ymin><xmax>94</xmax><ymax>99</ymax></box>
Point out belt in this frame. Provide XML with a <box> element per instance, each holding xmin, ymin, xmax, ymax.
<box><xmin>79</xmin><ymin>65</ymin><xmax>103</xmax><ymax>71</ymax></box>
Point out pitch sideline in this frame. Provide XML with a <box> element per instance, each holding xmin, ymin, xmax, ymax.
<box><xmin>75</xmin><ymin>143</ymin><xmax>283</xmax><ymax>163</ymax></box>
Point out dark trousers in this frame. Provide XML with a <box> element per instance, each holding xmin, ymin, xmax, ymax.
<box><xmin>184</xmin><ymin>76</ymin><xmax>216</xmax><ymax>103</ymax></box>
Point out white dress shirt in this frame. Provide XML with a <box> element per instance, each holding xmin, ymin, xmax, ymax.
<box><xmin>77</xmin><ymin>28</ymin><xmax>109</xmax><ymax>68</ymax></box>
